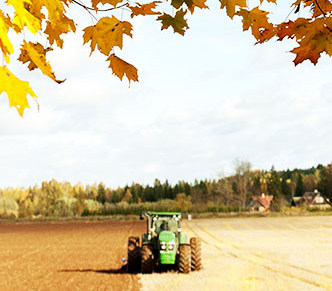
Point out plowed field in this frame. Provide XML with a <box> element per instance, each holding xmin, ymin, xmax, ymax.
<box><xmin>1</xmin><ymin>216</ymin><xmax>332</xmax><ymax>291</ymax></box>
<box><xmin>0</xmin><ymin>221</ymin><xmax>145</xmax><ymax>291</ymax></box>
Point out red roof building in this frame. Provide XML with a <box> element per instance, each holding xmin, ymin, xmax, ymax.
<box><xmin>247</xmin><ymin>194</ymin><xmax>274</xmax><ymax>212</ymax></box>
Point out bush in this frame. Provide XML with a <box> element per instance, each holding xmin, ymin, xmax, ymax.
<box><xmin>0</xmin><ymin>197</ymin><xmax>19</xmax><ymax>218</ymax></box>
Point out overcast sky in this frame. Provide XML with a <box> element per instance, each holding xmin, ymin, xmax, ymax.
<box><xmin>0</xmin><ymin>1</ymin><xmax>331</xmax><ymax>188</ymax></box>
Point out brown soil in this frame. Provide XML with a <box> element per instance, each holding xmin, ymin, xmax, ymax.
<box><xmin>0</xmin><ymin>220</ymin><xmax>145</xmax><ymax>291</ymax></box>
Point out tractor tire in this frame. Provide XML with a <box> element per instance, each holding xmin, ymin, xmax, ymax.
<box><xmin>141</xmin><ymin>244</ymin><xmax>154</xmax><ymax>274</ymax></box>
<box><xmin>190</xmin><ymin>237</ymin><xmax>202</xmax><ymax>271</ymax></box>
<box><xmin>178</xmin><ymin>244</ymin><xmax>191</xmax><ymax>274</ymax></box>
<box><xmin>127</xmin><ymin>236</ymin><xmax>140</xmax><ymax>273</ymax></box>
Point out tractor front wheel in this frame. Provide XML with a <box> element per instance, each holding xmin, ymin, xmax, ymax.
<box><xmin>190</xmin><ymin>237</ymin><xmax>202</xmax><ymax>271</ymax></box>
<box><xmin>141</xmin><ymin>244</ymin><xmax>154</xmax><ymax>273</ymax></box>
<box><xmin>178</xmin><ymin>244</ymin><xmax>191</xmax><ymax>274</ymax></box>
<box><xmin>127</xmin><ymin>236</ymin><xmax>140</xmax><ymax>273</ymax></box>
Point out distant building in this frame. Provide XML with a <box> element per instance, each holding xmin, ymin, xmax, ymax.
<box><xmin>291</xmin><ymin>190</ymin><xmax>331</xmax><ymax>209</ymax></box>
<box><xmin>247</xmin><ymin>194</ymin><xmax>274</xmax><ymax>212</ymax></box>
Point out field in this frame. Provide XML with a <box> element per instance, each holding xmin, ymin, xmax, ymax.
<box><xmin>1</xmin><ymin>216</ymin><xmax>332</xmax><ymax>290</ymax></box>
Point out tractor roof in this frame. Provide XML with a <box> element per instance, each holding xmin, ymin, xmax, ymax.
<box><xmin>147</xmin><ymin>211</ymin><xmax>181</xmax><ymax>216</ymax></box>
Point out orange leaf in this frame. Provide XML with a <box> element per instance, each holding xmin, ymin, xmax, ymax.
<box><xmin>130</xmin><ymin>1</ymin><xmax>161</xmax><ymax>18</ymax></box>
<box><xmin>236</xmin><ymin>7</ymin><xmax>274</xmax><ymax>41</ymax></box>
<box><xmin>220</xmin><ymin>0</ymin><xmax>247</xmax><ymax>19</ymax></box>
<box><xmin>107</xmin><ymin>54</ymin><xmax>138</xmax><ymax>83</ymax></box>
<box><xmin>44</xmin><ymin>15</ymin><xmax>76</xmax><ymax>48</ymax></box>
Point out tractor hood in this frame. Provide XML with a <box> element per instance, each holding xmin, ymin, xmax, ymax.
<box><xmin>158</xmin><ymin>230</ymin><xmax>175</xmax><ymax>242</ymax></box>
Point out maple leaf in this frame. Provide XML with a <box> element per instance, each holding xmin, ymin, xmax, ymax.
<box><xmin>18</xmin><ymin>42</ymin><xmax>64</xmax><ymax>83</ymax></box>
<box><xmin>107</xmin><ymin>54</ymin><xmax>138</xmax><ymax>83</ymax></box>
<box><xmin>157</xmin><ymin>9</ymin><xmax>189</xmax><ymax>35</ymax></box>
<box><xmin>44</xmin><ymin>15</ymin><xmax>76</xmax><ymax>48</ymax></box>
<box><xmin>236</xmin><ymin>7</ymin><xmax>274</xmax><ymax>41</ymax></box>
<box><xmin>83</xmin><ymin>16</ymin><xmax>133</xmax><ymax>56</ymax></box>
<box><xmin>0</xmin><ymin>66</ymin><xmax>37</xmax><ymax>116</ymax></box>
<box><xmin>6</xmin><ymin>0</ymin><xmax>41</xmax><ymax>33</ymax></box>
<box><xmin>29</xmin><ymin>0</ymin><xmax>66</xmax><ymax>24</ymax></box>
<box><xmin>171</xmin><ymin>0</ymin><xmax>208</xmax><ymax>14</ymax></box>
<box><xmin>91</xmin><ymin>0</ymin><xmax>125</xmax><ymax>11</ymax></box>
<box><xmin>292</xmin><ymin>0</ymin><xmax>332</xmax><ymax>17</ymax></box>
<box><xmin>291</xmin><ymin>44</ymin><xmax>321</xmax><ymax>65</ymax></box>
<box><xmin>220</xmin><ymin>0</ymin><xmax>247</xmax><ymax>19</ymax></box>
<box><xmin>130</xmin><ymin>1</ymin><xmax>161</xmax><ymax>18</ymax></box>
<box><xmin>0</xmin><ymin>11</ymin><xmax>14</xmax><ymax>62</ymax></box>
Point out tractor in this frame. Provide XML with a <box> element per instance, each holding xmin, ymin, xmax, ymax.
<box><xmin>127</xmin><ymin>211</ymin><xmax>201</xmax><ymax>273</ymax></box>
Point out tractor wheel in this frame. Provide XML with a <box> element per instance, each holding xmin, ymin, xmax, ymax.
<box><xmin>190</xmin><ymin>237</ymin><xmax>202</xmax><ymax>271</ymax></box>
<box><xmin>127</xmin><ymin>236</ymin><xmax>140</xmax><ymax>273</ymax></box>
<box><xmin>178</xmin><ymin>244</ymin><xmax>191</xmax><ymax>274</ymax></box>
<box><xmin>141</xmin><ymin>244</ymin><xmax>154</xmax><ymax>274</ymax></box>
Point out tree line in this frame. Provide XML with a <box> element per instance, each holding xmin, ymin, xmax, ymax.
<box><xmin>1</xmin><ymin>161</ymin><xmax>332</xmax><ymax>218</ymax></box>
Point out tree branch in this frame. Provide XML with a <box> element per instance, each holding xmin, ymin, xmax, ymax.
<box><xmin>72</xmin><ymin>0</ymin><xmax>128</xmax><ymax>12</ymax></box>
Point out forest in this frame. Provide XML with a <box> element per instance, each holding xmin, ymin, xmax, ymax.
<box><xmin>1</xmin><ymin>161</ymin><xmax>332</xmax><ymax>218</ymax></box>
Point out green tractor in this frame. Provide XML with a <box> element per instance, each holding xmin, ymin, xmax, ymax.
<box><xmin>127</xmin><ymin>211</ymin><xmax>201</xmax><ymax>274</ymax></box>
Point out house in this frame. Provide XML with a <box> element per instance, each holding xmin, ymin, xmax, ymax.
<box><xmin>291</xmin><ymin>190</ymin><xmax>331</xmax><ymax>209</ymax></box>
<box><xmin>247</xmin><ymin>194</ymin><xmax>274</xmax><ymax>212</ymax></box>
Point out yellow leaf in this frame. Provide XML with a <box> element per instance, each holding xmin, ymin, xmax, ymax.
<box><xmin>83</xmin><ymin>16</ymin><xmax>133</xmax><ymax>56</ymax></box>
<box><xmin>7</xmin><ymin>0</ymin><xmax>41</xmax><ymax>33</ymax></box>
<box><xmin>0</xmin><ymin>11</ymin><xmax>14</xmax><ymax>62</ymax></box>
<box><xmin>107</xmin><ymin>54</ymin><xmax>138</xmax><ymax>83</ymax></box>
<box><xmin>19</xmin><ymin>42</ymin><xmax>64</xmax><ymax>83</ymax></box>
<box><xmin>220</xmin><ymin>0</ymin><xmax>247</xmax><ymax>19</ymax></box>
<box><xmin>157</xmin><ymin>9</ymin><xmax>189</xmax><ymax>35</ymax></box>
<box><xmin>0</xmin><ymin>66</ymin><xmax>37</xmax><ymax>116</ymax></box>
<box><xmin>130</xmin><ymin>1</ymin><xmax>161</xmax><ymax>18</ymax></box>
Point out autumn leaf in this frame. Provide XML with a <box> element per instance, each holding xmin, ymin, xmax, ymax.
<box><xmin>18</xmin><ymin>42</ymin><xmax>64</xmax><ymax>83</ymax></box>
<box><xmin>44</xmin><ymin>15</ymin><xmax>76</xmax><ymax>48</ymax></box>
<box><xmin>220</xmin><ymin>0</ymin><xmax>247</xmax><ymax>19</ymax></box>
<box><xmin>0</xmin><ymin>66</ymin><xmax>37</xmax><ymax>116</ymax></box>
<box><xmin>236</xmin><ymin>7</ymin><xmax>274</xmax><ymax>41</ymax></box>
<box><xmin>130</xmin><ymin>1</ymin><xmax>161</xmax><ymax>18</ymax></box>
<box><xmin>290</xmin><ymin>18</ymin><xmax>332</xmax><ymax>65</ymax></box>
<box><xmin>292</xmin><ymin>0</ymin><xmax>332</xmax><ymax>17</ymax></box>
<box><xmin>7</xmin><ymin>0</ymin><xmax>41</xmax><ymax>33</ymax></box>
<box><xmin>0</xmin><ymin>11</ymin><xmax>14</xmax><ymax>62</ymax></box>
<box><xmin>107</xmin><ymin>54</ymin><xmax>138</xmax><ymax>83</ymax></box>
<box><xmin>83</xmin><ymin>16</ymin><xmax>133</xmax><ymax>56</ymax></box>
<box><xmin>91</xmin><ymin>0</ymin><xmax>125</xmax><ymax>11</ymax></box>
<box><xmin>157</xmin><ymin>9</ymin><xmax>189</xmax><ymax>35</ymax></box>
<box><xmin>171</xmin><ymin>0</ymin><xmax>208</xmax><ymax>14</ymax></box>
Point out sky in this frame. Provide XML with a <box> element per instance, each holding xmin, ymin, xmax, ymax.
<box><xmin>0</xmin><ymin>1</ymin><xmax>332</xmax><ymax>189</ymax></box>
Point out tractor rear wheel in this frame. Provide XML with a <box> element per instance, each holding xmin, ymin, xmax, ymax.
<box><xmin>190</xmin><ymin>237</ymin><xmax>202</xmax><ymax>271</ymax></box>
<box><xmin>178</xmin><ymin>244</ymin><xmax>191</xmax><ymax>274</ymax></box>
<box><xmin>141</xmin><ymin>244</ymin><xmax>154</xmax><ymax>273</ymax></box>
<box><xmin>127</xmin><ymin>236</ymin><xmax>140</xmax><ymax>273</ymax></box>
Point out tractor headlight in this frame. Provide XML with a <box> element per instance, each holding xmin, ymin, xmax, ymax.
<box><xmin>160</xmin><ymin>242</ymin><xmax>166</xmax><ymax>250</ymax></box>
<box><xmin>168</xmin><ymin>242</ymin><xmax>175</xmax><ymax>250</ymax></box>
